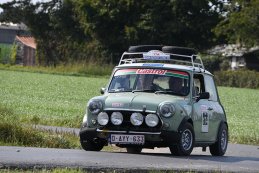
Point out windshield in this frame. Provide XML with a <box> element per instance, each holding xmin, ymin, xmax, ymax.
<box><xmin>108</xmin><ymin>68</ymin><xmax>190</xmax><ymax>96</ymax></box>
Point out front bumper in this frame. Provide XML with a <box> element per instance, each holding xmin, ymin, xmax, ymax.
<box><xmin>79</xmin><ymin>126</ymin><xmax>180</xmax><ymax>148</ymax></box>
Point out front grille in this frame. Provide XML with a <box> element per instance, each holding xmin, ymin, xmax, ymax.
<box><xmin>100</xmin><ymin>110</ymin><xmax>162</xmax><ymax>132</ymax></box>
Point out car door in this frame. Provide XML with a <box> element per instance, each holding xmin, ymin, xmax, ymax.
<box><xmin>192</xmin><ymin>73</ymin><xmax>216</xmax><ymax>142</ymax></box>
<box><xmin>203</xmin><ymin>74</ymin><xmax>225</xmax><ymax>142</ymax></box>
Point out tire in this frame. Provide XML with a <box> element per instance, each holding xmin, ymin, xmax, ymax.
<box><xmin>126</xmin><ymin>147</ymin><xmax>142</xmax><ymax>154</ymax></box>
<box><xmin>128</xmin><ymin>45</ymin><xmax>163</xmax><ymax>52</ymax></box>
<box><xmin>169</xmin><ymin>123</ymin><xmax>194</xmax><ymax>156</ymax></box>
<box><xmin>209</xmin><ymin>123</ymin><xmax>228</xmax><ymax>156</ymax></box>
<box><xmin>162</xmin><ymin>46</ymin><xmax>197</xmax><ymax>56</ymax></box>
<box><xmin>80</xmin><ymin>138</ymin><xmax>104</xmax><ymax>151</ymax></box>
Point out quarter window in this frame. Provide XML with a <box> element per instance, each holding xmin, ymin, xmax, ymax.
<box><xmin>204</xmin><ymin>75</ymin><xmax>218</xmax><ymax>102</ymax></box>
<box><xmin>193</xmin><ymin>74</ymin><xmax>205</xmax><ymax>96</ymax></box>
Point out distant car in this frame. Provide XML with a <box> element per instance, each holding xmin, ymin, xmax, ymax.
<box><xmin>79</xmin><ymin>45</ymin><xmax>228</xmax><ymax>156</ymax></box>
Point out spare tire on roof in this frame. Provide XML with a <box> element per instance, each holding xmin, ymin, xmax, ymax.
<box><xmin>128</xmin><ymin>45</ymin><xmax>163</xmax><ymax>53</ymax></box>
<box><xmin>162</xmin><ymin>46</ymin><xmax>197</xmax><ymax>56</ymax></box>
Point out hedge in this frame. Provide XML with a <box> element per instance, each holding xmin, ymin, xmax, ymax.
<box><xmin>214</xmin><ymin>70</ymin><xmax>259</xmax><ymax>89</ymax></box>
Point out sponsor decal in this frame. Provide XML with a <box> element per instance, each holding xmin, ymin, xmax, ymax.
<box><xmin>114</xmin><ymin>68</ymin><xmax>189</xmax><ymax>79</ymax></box>
<box><xmin>200</xmin><ymin>105</ymin><xmax>208</xmax><ymax>112</ymax></box>
<box><xmin>200</xmin><ymin>105</ymin><xmax>209</xmax><ymax>133</ymax></box>
<box><xmin>136</xmin><ymin>69</ymin><xmax>167</xmax><ymax>75</ymax></box>
<box><xmin>112</xmin><ymin>102</ymin><xmax>124</xmax><ymax>107</ymax></box>
<box><xmin>202</xmin><ymin>112</ymin><xmax>209</xmax><ymax>133</ymax></box>
<box><xmin>143</xmin><ymin>50</ymin><xmax>170</xmax><ymax>60</ymax></box>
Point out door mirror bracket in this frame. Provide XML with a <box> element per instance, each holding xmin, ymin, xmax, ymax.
<box><xmin>100</xmin><ymin>87</ymin><xmax>106</xmax><ymax>94</ymax></box>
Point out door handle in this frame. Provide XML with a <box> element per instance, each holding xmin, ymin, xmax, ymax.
<box><xmin>207</xmin><ymin>107</ymin><xmax>213</xmax><ymax>111</ymax></box>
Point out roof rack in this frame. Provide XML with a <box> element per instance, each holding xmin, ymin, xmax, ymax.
<box><xmin>119</xmin><ymin>50</ymin><xmax>205</xmax><ymax>70</ymax></box>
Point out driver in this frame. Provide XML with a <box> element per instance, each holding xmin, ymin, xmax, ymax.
<box><xmin>169</xmin><ymin>76</ymin><xmax>184</xmax><ymax>94</ymax></box>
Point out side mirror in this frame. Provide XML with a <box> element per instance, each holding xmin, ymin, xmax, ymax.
<box><xmin>196</xmin><ymin>92</ymin><xmax>210</xmax><ymax>102</ymax></box>
<box><xmin>100</xmin><ymin>87</ymin><xmax>106</xmax><ymax>94</ymax></box>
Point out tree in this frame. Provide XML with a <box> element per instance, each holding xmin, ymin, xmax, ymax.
<box><xmin>1</xmin><ymin>0</ymin><xmax>58</xmax><ymax>65</ymax></box>
<box><xmin>214</xmin><ymin>0</ymin><xmax>259</xmax><ymax>47</ymax></box>
<box><xmin>0</xmin><ymin>0</ymin><xmax>87</xmax><ymax>66</ymax></box>
<box><xmin>1</xmin><ymin>0</ymin><xmax>226</xmax><ymax>65</ymax></box>
<box><xmin>74</xmin><ymin>0</ymin><xmax>224</xmax><ymax>62</ymax></box>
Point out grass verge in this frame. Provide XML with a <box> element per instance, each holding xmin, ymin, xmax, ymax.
<box><xmin>0</xmin><ymin>105</ymin><xmax>79</xmax><ymax>149</ymax></box>
<box><xmin>0</xmin><ymin>104</ymin><xmax>125</xmax><ymax>151</ymax></box>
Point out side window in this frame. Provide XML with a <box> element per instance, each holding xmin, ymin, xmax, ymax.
<box><xmin>204</xmin><ymin>75</ymin><xmax>218</xmax><ymax>101</ymax></box>
<box><xmin>193</xmin><ymin>74</ymin><xmax>205</xmax><ymax>96</ymax></box>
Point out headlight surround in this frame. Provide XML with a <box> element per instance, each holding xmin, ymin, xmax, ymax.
<box><xmin>88</xmin><ymin>100</ymin><xmax>102</xmax><ymax>114</ymax></box>
<box><xmin>159</xmin><ymin>103</ymin><xmax>176</xmax><ymax>118</ymax></box>
<box><xmin>130</xmin><ymin>112</ymin><xmax>144</xmax><ymax>126</ymax></box>
<box><xmin>145</xmin><ymin>114</ymin><xmax>159</xmax><ymax>127</ymax></box>
<box><xmin>97</xmin><ymin>112</ymin><xmax>109</xmax><ymax>126</ymax></box>
<box><xmin>111</xmin><ymin>112</ymin><xmax>123</xmax><ymax>125</ymax></box>
<box><xmin>82</xmin><ymin>114</ymin><xmax>87</xmax><ymax>123</ymax></box>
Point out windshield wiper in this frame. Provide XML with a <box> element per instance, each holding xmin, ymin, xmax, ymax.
<box><xmin>155</xmin><ymin>90</ymin><xmax>184</xmax><ymax>96</ymax></box>
<box><xmin>132</xmin><ymin>89</ymin><xmax>156</xmax><ymax>93</ymax></box>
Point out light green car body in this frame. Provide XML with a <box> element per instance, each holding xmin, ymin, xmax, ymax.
<box><xmin>80</xmin><ymin>49</ymin><xmax>228</xmax><ymax>156</ymax></box>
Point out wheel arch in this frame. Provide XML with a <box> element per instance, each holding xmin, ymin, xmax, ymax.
<box><xmin>216</xmin><ymin>121</ymin><xmax>229</xmax><ymax>142</ymax></box>
<box><xmin>178</xmin><ymin>116</ymin><xmax>193</xmax><ymax>131</ymax></box>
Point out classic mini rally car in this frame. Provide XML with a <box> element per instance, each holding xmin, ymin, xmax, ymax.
<box><xmin>79</xmin><ymin>45</ymin><xmax>228</xmax><ymax>156</ymax></box>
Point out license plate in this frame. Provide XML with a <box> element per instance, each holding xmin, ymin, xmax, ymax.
<box><xmin>109</xmin><ymin>134</ymin><xmax>145</xmax><ymax>145</ymax></box>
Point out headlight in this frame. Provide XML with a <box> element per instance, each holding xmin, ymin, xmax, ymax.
<box><xmin>88</xmin><ymin>100</ymin><xmax>102</xmax><ymax>114</ymax></box>
<box><xmin>111</xmin><ymin>112</ymin><xmax>123</xmax><ymax>125</ymax></box>
<box><xmin>97</xmin><ymin>112</ymin><xmax>109</xmax><ymax>125</ymax></box>
<box><xmin>159</xmin><ymin>103</ymin><xmax>175</xmax><ymax>118</ymax></box>
<box><xmin>130</xmin><ymin>112</ymin><xmax>144</xmax><ymax>126</ymax></box>
<box><xmin>145</xmin><ymin>114</ymin><xmax>159</xmax><ymax>127</ymax></box>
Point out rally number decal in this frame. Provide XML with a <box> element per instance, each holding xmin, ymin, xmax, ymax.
<box><xmin>202</xmin><ymin>112</ymin><xmax>209</xmax><ymax>133</ymax></box>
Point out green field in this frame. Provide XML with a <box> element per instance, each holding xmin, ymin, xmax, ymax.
<box><xmin>0</xmin><ymin>69</ymin><xmax>109</xmax><ymax>127</ymax></box>
<box><xmin>218</xmin><ymin>87</ymin><xmax>259</xmax><ymax>144</ymax></box>
<box><xmin>0</xmin><ymin>69</ymin><xmax>258</xmax><ymax>145</ymax></box>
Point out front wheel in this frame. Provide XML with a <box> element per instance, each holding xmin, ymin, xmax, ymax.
<box><xmin>80</xmin><ymin>138</ymin><xmax>104</xmax><ymax>151</ymax></box>
<box><xmin>169</xmin><ymin>123</ymin><xmax>194</xmax><ymax>156</ymax></box>
<box><xmin>209</xmin><ymin>123</ymin><xmax>228</xmax><ymax>156</ymax></box>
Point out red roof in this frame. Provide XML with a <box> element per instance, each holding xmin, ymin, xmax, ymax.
<box><xmin>15</xmin><ymin>36</ymin><xmax>36</xmax><ymax>49</ymax></box>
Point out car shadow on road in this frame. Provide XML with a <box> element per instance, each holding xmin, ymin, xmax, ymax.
<box><xmin>111</xmin><ymin>151</ymin><xmax>259</xmax><ymax>163</ymax></box>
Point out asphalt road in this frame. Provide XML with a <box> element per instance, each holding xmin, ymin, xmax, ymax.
<box><xmin>0</xmin><ymin>144</ymin><xmax>258</xmax><ymax>173</ymax></box>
